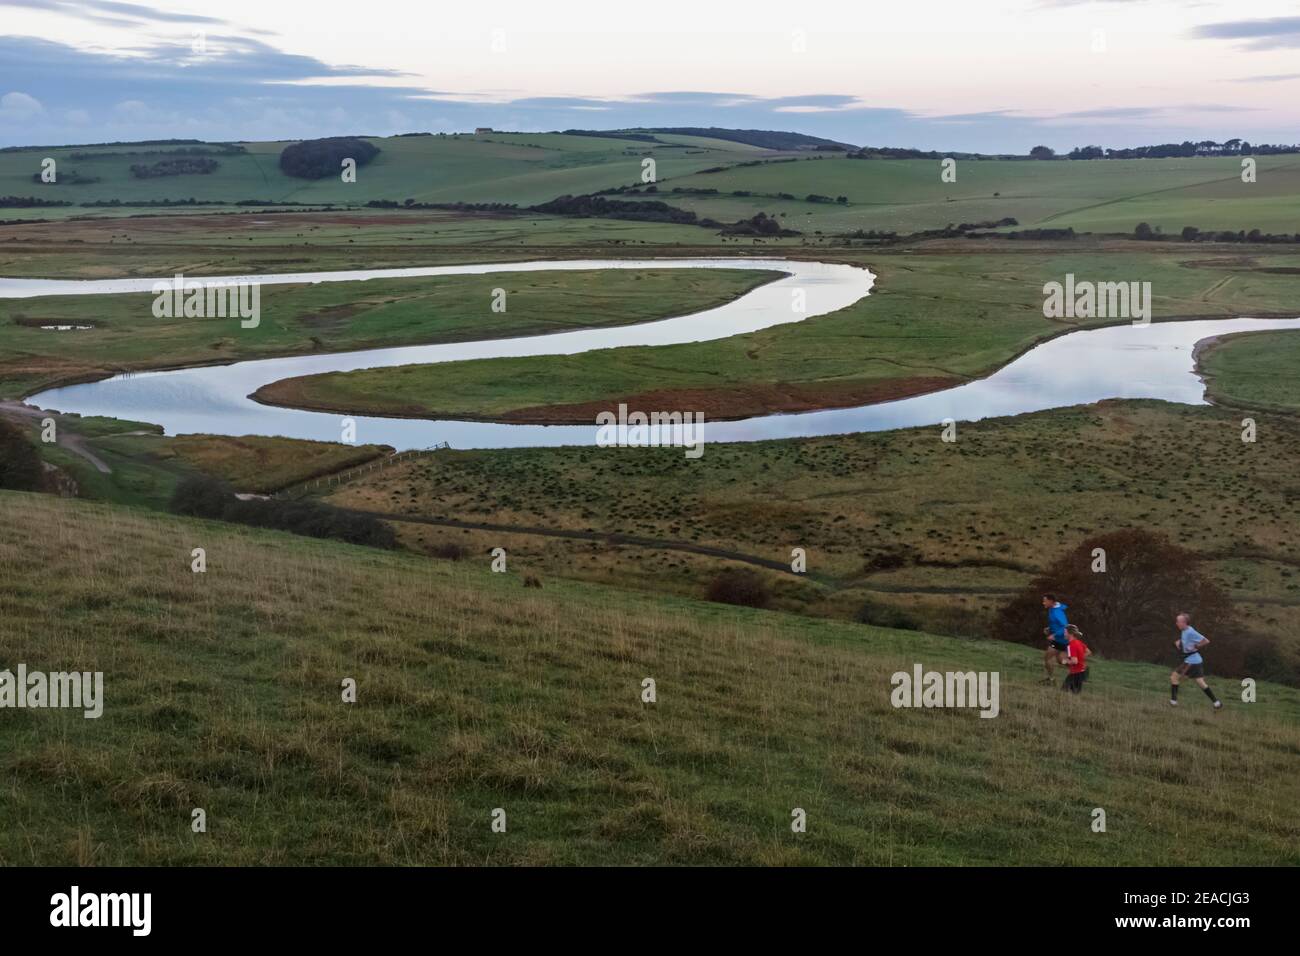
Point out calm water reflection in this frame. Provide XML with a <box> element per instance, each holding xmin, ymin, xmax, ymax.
<box><xmin>13</xmin><ymin>259</ymin><xmax>1299</xmax><ymax>450</ymax></box>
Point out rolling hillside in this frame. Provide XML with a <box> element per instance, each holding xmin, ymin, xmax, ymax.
<box><xmin>0</xmin><ymin>132</ymin><xmax>784</xmax><ymax>213</ymax></box>
<box><xmin>659</xmin><ymin>154</ymin><xmax>1300</xmax><ymax>234</ymax></box>
<box><xmin>1</xmin><ymin>491</ymin><xmax>1296</xmax><ymax>865</ymax></box>
<box><xmin>5</xmin><ymin>132</ymin><xmax>1299</xmax><ymax>237</ymax></box>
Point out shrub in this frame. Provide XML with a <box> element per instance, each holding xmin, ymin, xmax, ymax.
<box><xmin>0</xmin><ymin>419</ymin><xmax>44</xmax><ymax>491</ymax></box>
<box><xmin>993</xmin><ymin>529</ymin><xmax>1261</xmax><ymax>674</ymax></box>
<box><xmin>169</xmin><ymin>473</ymin><xmax>232</xmax><ymax>517</ymax></box>
<box><xmin>169</xmin><ymin>475</ymin><xmax>395</xmax><ymax>549</ymax></box>
<box><xmin>862</xmin><ymin>548</ymin><xmax>914</xmax><ymax>573</ymax></box>
<box><xmin>719</xmin><ymin>212</ymin><xmax>801</xmax><ymax>237</ymax></box>
<box><xmin>428</xmin><ymin>541</ymin><xmax>469</xmax><ymax>561</ymax></box>
<box><xmin>705</xmin><ymin>567</ymin><xmax>771</xmax><ymax>609</ymax></box>
<box><xmin>854</xmin><ymin>599</ymin><xmax>920</xmax><ymax>630</ymax></box>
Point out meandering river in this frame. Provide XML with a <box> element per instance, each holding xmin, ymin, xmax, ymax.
<box><xmin>9</xmin><ymin>258</ymin><xmax>1300</xmax><ymax>450</ymax></box>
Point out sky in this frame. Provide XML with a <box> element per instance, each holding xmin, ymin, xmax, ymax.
<box><xmin>1</xmin><ymin>0</ymin><xmax>1299</xmax><ymax>150</ymax></box>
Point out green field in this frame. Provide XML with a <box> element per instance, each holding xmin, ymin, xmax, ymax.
<box><xmin>2</xmin><ymin>491</ymin><xmax>1297</xmax><ymax>865</ymax></box>
<box><xmin>661</xmin><ymin>154</ymin><xmax>1300</xmax><ymax>235</ymax></box>
<box><xmin>258</xmin><ymin>245</ymin><xmax>1300</xmax><ymax>422</ymax></box>
<box><xmin>0</xmin><ymin>211</ymin><xmax>731</xmax><ymax>282</ymax></box>
<box><xmin>0</xmin><ymin>267</ymin><xmax>775</xmax><ymax>398</ymax></box>
<box><xmin>1200</xmin><ymin>330</ymin><xmax>1300</xmax><ymax>414</ymax></box>
<box><xmin>0</xmin><ymin>132</ymin><xmax>779</xmax><ymax>213</ymax></box>
<box><xmin>6</xmin><ymin>134</ymin><xmax>1300</xmax><ymax>242</ymax></box>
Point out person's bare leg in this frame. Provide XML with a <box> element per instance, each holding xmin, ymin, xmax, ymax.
<box><xmin>1044</xmin><ymin>646</ymin><xmax>1056</xmax><ymax>681</ymax></box>
<box><xmin>1169</xmin><ymin>670</ymin><xmax>1180</xmax><ymax>705</ymax></box>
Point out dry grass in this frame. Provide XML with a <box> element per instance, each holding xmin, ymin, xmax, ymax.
<box><xmin>165</xmin><ymin>435</ymin><xmax>390</xmax><ymax>494</ymax></box>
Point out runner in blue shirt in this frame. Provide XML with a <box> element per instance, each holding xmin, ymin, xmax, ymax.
<box><xmin>1039</xmin><ymin>593</ymin><xmax>1070</xmax><ymax>684</ymax></box>
<box><xmin>1169</xmin><ymin>612</ymin><xmax>1222</xmax><ymax>710</ymax></box>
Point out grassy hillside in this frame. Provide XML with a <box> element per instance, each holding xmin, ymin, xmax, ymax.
<box><xmin>1</xmin><ymin>491</ymin><xmax>1297</xmax><ymax>865</ymax></box>
<box><xmin>165</xmin><ymin>435</ymin><xmax>390</xmax><ymax>495</ymax></box>
<box><xmin>567</xmin><ymin>149</ymin><xmax>1300</xmax><ymax>236</ymax></box>
<box><xmin>0</xmin><ymin>132</ymin><xmax>779</xmax><ymax>214</ymax></box>
<box><xmin>5</xmin><ymin>135</ymin><xmax>1299</xmax><ymax>240</ymax></box>
<box><xmin>0</xmin><ymin>412</ymin><xmax>397</xmax><ymax>507</ymax></box>
<box><xmin>634</xmin><ymin>154</ymin><xmax>1300</xmax><ymax>235</ymax></box>
<box><xmin>324</xmin><ymin>401</ymin><xmax>1300</xmax><ymax>674</ymax></box>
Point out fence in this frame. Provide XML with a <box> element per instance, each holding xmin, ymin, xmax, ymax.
<box><xmin>273</xmin><ymin>442</ymin><xmax>450</xmax><ymax>499</ymax></box>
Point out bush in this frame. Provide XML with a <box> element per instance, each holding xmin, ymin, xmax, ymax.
<box><xmin>993</xmin><ymin>529</ymin><xmax>1257</xmax><ymax>673</ymax></box>
<box><xmin>854</xmin><ymin>599</ymin><xmax>920</xmax><ymax>630</ymax></box>
<box><xmin>428</xmin><ymin>541</ymin><xmax>468</xmax><ymax>561</ymax></box>
<box><xmin>170</xmin><ymin>475</ymin><xmax>395</xmax><ymax>549</ymax></box>
<box><xmin>705</xmin><ymin>567</ymin><xmax>771</xmax><ymax>608</ymax></box>
<box><xmin>0</xmin><ymin>419</ymin><xmax>44</xmax><ymax>491</ymax></box>
<box><xmin>279</xmin><ymin>137</ymin><xmax>380</xmax><ymax>180</ymax></box>
<box><xmin>862</xmin><ymin>548</ymin><xmax>914</xmax><ymax>573</ymax></box>
<box><xmin>169</xmin><ymin>473</ymin><xmax>232</xmax><ymax>517</ymax></box>
<box><xmin>719</xmin><ymin>212</ymin><xmax>801</xmax><ymax>237</ymax></box>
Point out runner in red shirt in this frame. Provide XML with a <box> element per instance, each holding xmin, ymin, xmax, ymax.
<box><xmin>1062</xmin><ymin>625</ymin><xmax>1090</xmax><ymax>694</ymax></box>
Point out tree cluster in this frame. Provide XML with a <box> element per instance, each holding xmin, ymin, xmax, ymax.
<box><xmin>279</xmin><ymin>137</ymin><xmax>381</xmax><ymax>179</ymax></box>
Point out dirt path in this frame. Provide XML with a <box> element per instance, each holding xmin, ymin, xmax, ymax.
<box><xmin>338</xmin><ymin>506</ymin><xmax>834</xmax><ymax>582</ymax></box>
<box><xmin>335</xmin><ymin>506</ymin><xmax>1300</xmax><ymax>606</ymax></box>
<box><xmin>0</xmin><ymin>401</ymin><xmax>112</xmax><ymax>473</ymax></box>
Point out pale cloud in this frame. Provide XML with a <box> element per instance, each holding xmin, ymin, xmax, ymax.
<box><xmin>1191</xmin><ymin>16</ymin><xmax>1300</xmax><ymax>50</ymax></box>
<box><xmin>2</xmin><ymin>1</ymin><xmax>1299</xmax><ymax>151</ymax></box>
<box><xmin>0</xmin><ymin>90</ymin><xmax>44</xmax><ymax>120</ymax></box>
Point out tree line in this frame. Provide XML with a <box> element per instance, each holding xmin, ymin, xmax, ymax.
<box><xmin>129</xmin><ymin>157</ymin><xmax>220</xmax><ymax>178</ymax></box>
<box><xmin>1065</xmin><ymin>139</ymin><xmax>1300</xmax><ymax>159</ymax></box>
<box><xmin>1136</xmin><ymin>221</ymin><xmax>1300</xmax><ymax>243</ymax></box>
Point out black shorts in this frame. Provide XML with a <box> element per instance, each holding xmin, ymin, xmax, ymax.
<box><xmin>1176</xmin><ymin>661</ymin><xmax>1205</xmax><ymax>679</ymax></box>
<box><xmin>1063</xmin><ymin>671</ymin><xmax>1087</xmax><ymax>693</ymax></box>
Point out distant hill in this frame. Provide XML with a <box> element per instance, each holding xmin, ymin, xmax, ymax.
<box><xmin>557</xmin><ymin>127</ymin><xmax>856</xmax><ymax>150</ymax></box>
<box><xmin>0</xmin><ymin>131</ymin><xmax>780</xmax><ymax>213</ymax></box>
<box><xmin>639</xmin><ymin>127</ymin><xmax>857</xmax><ymax>151</ymax></box>
<box><xmin>5</xmin><ymin>131</ymin><xmax>1300</xmax><ymax>236</ymax></box>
